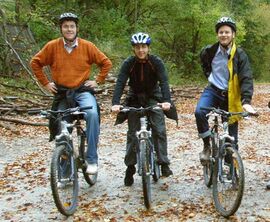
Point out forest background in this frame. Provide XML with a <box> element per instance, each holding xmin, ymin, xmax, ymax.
<box><xmin>0</xmin><ymin>0</ymin><xmax>270</xmax><ymax>87</ymax></box>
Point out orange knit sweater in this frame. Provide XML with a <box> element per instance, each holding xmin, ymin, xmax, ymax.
<box><xmin>30</xmin><ymin>38</ymin><xmax>112</xmax><ymax>88</ymax></box>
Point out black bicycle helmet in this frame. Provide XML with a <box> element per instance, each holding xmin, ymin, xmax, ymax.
<box><xmin>59</xmin><ymin>12</ymin><xmax>79</xmax><ymax>25</ymax></box>
<box><xmin>215</xmin><ymin>16</ymin><xmax>236</xmax><ymax>33</ymax></box>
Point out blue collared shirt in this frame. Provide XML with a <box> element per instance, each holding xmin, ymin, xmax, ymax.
<box><xmin>208</xmin><ymin>45</ymin><xmax>231</xmax><ymax>90</ymax></box>
<box><xmin>63</xmin><ymin>38</ymin><xmax>78</xmax><ymax>53</ymax></box>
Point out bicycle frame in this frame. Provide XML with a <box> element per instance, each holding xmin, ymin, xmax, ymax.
<box><xmin>208</xmin><ymin>112</ymin><xmax>236</xmax><ymax>183</ymax></box>
<box><xmin>42</xmin><ymin>106</ymin><xmax>96</xmax><ymax>216</ymax></box>
<box><xmin>202</xmin><ymin>106</ymin><xmax>254</xmax><ymax>217</ymax></box>
<box><xmin>120</xmin><ymin>105</ymin><xmax>161</xmax><ymax>209</ymax></box>
<box><xmin>136</xmin><ymin>115</ymin><xmax>155</xmax><ymax>176</ymax></box>
<box><xmin>55</xmin><ymin>120</ymin><xmax>78</xmax><ymax>182</ymax></box>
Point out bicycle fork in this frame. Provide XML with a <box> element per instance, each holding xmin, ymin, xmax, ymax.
<box><xmin>217</xmin><ymin>135</ymin><xmax>235</xmax><ymax>183</ymax></box>
<box><xmin>56</xmin><ymin>139</ymin><xmax>76</xmax><ymax>183</ymax></box>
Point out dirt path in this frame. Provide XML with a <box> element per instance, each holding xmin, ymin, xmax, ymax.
<box><xmin>0</xmin><ymin>84</ymin><xmax>269</xmax><ymax>221</ymax></box>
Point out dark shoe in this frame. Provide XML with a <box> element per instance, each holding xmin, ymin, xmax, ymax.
<box><xmin>266</xmin><ymin>181</ymin><xmax>270</xmax><ymax>190</ymax></box>
<box><xmin>124</xmin><ymin>165</ymin><xmax>136</xmax><ymax>186</ymax></box>
<box><xmin>161</xmin><ymin>164</ymin><xmax>173</xmax><ymax>177</ymax></box>
<box><xmin>199</xmin><ymin>144</ymin><xmax>211</xmax><ymax>165</ymax></box>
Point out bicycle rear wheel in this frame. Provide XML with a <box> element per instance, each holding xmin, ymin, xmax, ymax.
<box><xmin>212</xmin><ymin>145</ymin><xmax>245</xmax><ymax>217</ymax></box>
<box><xmin>50</xmin><ymin>144</ymin><xmax>78</xmax><ymax>216</ymax></box>
<box><xmin>140</xmin><ymin>139</ymin><xmax>151</xmax><ymax>209</ymax></box>
<box><xmin>79</xmin><ymin>134</ymin><xmax>97</xmax><ymax>186</ymax></box>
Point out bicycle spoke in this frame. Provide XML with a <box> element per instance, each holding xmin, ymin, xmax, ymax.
<box><xmin>141</xmin><ymin>140</ymin><xmax>151</xmax><ymax>209</ymax></box>
<box><xmin>51</xmin><ymin>145</ymin><xmax>79</xmax><ymax>216</ymax></box>
<box><xmin>213</xmin><ymin>147</ymin><xmax>244</xmax><ymax>217</ymax></box>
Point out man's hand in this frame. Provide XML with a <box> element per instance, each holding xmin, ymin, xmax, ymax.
<box><xmin>111</xmin><ymin>105</ymin><xmax>122</xmax><ymax>113</ymax></box>
<box><xmin>84</xmin><ymin>80</ymin><xmax>98</xmax><ymax>88</ymax></box>
<box><xmin>243</xmin><ymin>104</ymin><xmax>256</xmax><ymax>114</ymax></box>
<box><xmin>158</xmin><ymin>102</ymin><xmax>171</xmax><ymax>111</ymax></box>
<box><xmin>45</xmin><ymin>82</ymin><xmax>57</xmax><ymax>94</ymax></box>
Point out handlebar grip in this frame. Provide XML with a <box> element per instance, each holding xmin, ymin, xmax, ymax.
<box><xmin>247</xmin><ymin>112</ymin><xmax>259</xmax><ymax>117</ymax></box>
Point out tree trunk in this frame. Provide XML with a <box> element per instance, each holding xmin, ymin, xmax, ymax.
<box><xmin>15</xmin><ymin>0</ymin><xmax>21</xmax><ymax>23</ymax></box>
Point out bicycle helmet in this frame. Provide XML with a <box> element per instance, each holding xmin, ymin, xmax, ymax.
<box><xmin>131</xmin><ymin>32</ymin><xmax>151</xmax><ymax>45</ymax></box>
<box><xmin>59</xmin><ymin>12</ymin><xmax>79</xmax><ymax>25</ymax></box>
<box><xmin>215</xmin><ymin>16</ymin><xmax>236</xmax><ymax>33</ymax></box>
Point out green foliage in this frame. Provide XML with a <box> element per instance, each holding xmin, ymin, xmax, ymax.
<box><xmin>1</xmin><ymin>0</ymin><xmax>270</xmax><ymax>83</ymax></box>
<box><xmin>240</xmin><ymin>2</ymin><xmax>270</xmax><ymax>80</ymax></box>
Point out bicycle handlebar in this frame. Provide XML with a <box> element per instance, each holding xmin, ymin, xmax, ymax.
<box><xmin>201</xmin><ymin>107</ymin><xmax>259</xmax><ymax>118</ymax></box>
<box><xmin>120</xmin><ymin>105</ymin><xmax>162</xmax><ymax>113</ymax></box>
<box><xmin>40</xmin><ymin>106</ymin><xmax>92</xmax><ymax>118</ymax></box>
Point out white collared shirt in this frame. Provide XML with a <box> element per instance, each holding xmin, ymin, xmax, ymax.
<box><xmin>63</xmin><ymin>38</ymin><xmax>78</xmax><ymax>53</ymax></box>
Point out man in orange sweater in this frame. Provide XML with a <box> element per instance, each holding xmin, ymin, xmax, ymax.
<box><xmin>30</xmin><ymin>12</ymin><xmax>112</xmax><ymax>175</ymax></box>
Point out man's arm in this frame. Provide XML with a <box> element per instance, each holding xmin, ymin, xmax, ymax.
<box><xmin>88</xmin><ymin>43</ymin><xmax>112</xmax><ymax>84</ymax></box>
<box><xmin>152</xmin><ymin>56</ymin><xmax>171</xmax><ymax>103</ymax></box>
<box><xmin>112</xmin><ymin>58</ymin><xmax>131</xmax><ymax>105</ymax></box>
<box><xmin>237</xmin><ymin>48</ymin><xmax>254</xmax><ymax>105</ymax></box>
<box><xmin>30</xmin><ymin>43</ymin><xmax>52</xmax><ymax>87</ymax></box>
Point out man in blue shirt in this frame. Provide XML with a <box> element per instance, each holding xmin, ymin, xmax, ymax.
<box><xmin>194</xmin><ymin>17</ymin><xmax>256</xmax><ymax>165</ymax></box>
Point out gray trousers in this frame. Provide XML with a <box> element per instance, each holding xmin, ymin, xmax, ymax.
<box><xmin>124</xmin><ymin>103</ymin><xmax>170</xmax><ymax>166</ymax></box>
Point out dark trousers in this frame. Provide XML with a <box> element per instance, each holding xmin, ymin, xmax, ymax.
<box><xmin>124</xmin><ymin>100</ymin><xmax>170</xmax><ymax>166</ymax></box>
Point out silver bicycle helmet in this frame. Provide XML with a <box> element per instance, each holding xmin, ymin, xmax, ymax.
<box><xmin>131</xmin><ymin>32</ymin><xmax>151</xmax><ymax>45</ymax></box>
<box><xmin>59</xmin><ymin>12</ymin><xmax>79</xmax><ymax>25</ymax></box>
<box><xmin>215</xmin><ymin>16</ymin><xmax>236</xmax><ymax>33</ymax></box>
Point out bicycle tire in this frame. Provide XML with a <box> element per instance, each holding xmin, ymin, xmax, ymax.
<box><xmin>140</xmin><ymin>139</ymin><xmax>151</xmax><ymax>209</ymax></box>
<box><xmin>79</xmin><ymin>135</ymin><xmax>97</xmax><ymax>186</ymax></box>
<box><xmin>50</xmin><ymin>144</ymin><xmax>79</xmax><ymax>216</ymax></box>
<box><xmin>152</xmin><ymin>153</ymin><xmax>160</xmax><ymax>182</ymax></box>
<box><xmin>212</xmin><ymin>145</ymin><xmax>245</xmax><ymax>217</ymax></box>
<box><xmin>203</xmin><ymin>131</ymin><xmax>217</xmax><ymax>187</ymax></box>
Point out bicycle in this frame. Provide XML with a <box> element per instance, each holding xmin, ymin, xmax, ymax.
<box><xmin>120</xmin><ymin>105</ymin><xmax>161</xmax><ymax>209</ymax></box>
<box><xmin>41</xmin><ymin>106</ymin><xmax>97</xmax><ymax>216</ymax></box>
<box><xmin>201</xmin><ymin>107</ymin><xmax>257</xmax><ymax>217</ymax></box>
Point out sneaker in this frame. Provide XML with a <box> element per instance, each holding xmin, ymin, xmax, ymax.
<box><xmin>199</xmin><ymin>144</ymin><xmax>211</xmax><ymax>165</ymax></box>
<box><xmin>124</xmin><ymin>165</ymin><xmax>136</xmax><ymax>186</ymax></box>
<box><xmin>161</xmin><ymin>164</ymin><xmax>173</xmax><ymax>177</ymax></box>
<box><xmin>266</xmin><ymin>181</ymin><xmax>270</xmax><ymax>190</ymax></box>
<box><xmin>86</xmin><ymin>163</ymin><xmax>98</xmax><ymax>175</ymax></box>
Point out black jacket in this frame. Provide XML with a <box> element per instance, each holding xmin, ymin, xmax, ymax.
<box><xmin>112</xmin><ymin>54</ymin><xmax>178</xmax><ymax>124</ymax></box>
<box><xmin>200</xmin><ymin>42</ymin><xmax>253</xmax><ymax>104</ymax></box>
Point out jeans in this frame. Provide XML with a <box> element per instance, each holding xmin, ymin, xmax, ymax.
<box><xmin>58</xmin><ymin>92</ymin><xmax>99</xmax><ymax>164</ymax></box>
<box><xmin>194</xmin><ymin>86</ymin><xmax>238</xmax><ymax>148</ymax></box>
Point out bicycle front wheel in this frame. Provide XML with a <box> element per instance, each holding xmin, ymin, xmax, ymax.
<box><xmin>152</xmin><ymin>155</ymin><xmax>160</xmax><ymax>182</ymax></box>
<box><xmin>203</xmin><ymin>131</ymin><xmax>217</xmax><ymax>187</ymax></box>
<box><xmin>140</xmin><ymin>139</ymin><xmax>151</xmax><ymax>209</ymax></box>
<box><xmin>212</xmin><ymin>145</ymin><xmax>245</xmax><ymax>217</ymax></box>
<box><xmin>50</xmin><ymin>144</ymin><xmax>79</xmax><ymax>216</ymax></box>
<box><xmin>79</xmin><ymin>135</ymin><xmax>97</xmax><ymax>185</ymax></box>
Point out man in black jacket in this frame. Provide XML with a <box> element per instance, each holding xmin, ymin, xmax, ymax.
<box><xmin>194</xmin><ymin>17</ymin><xmax>256</xmax><ymax>165</ymax></box>
<box><xmin>111</xmin><ymin>32</ymin><xmax>177</xmax><ymax>186</ymax></box>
